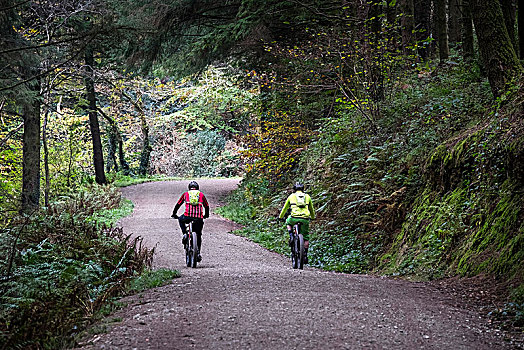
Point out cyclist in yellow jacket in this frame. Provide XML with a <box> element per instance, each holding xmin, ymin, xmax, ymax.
<box><xmin>279</xmin><ymin>182</ymin><xmax>315</xmax><ymax>263</ymax></box>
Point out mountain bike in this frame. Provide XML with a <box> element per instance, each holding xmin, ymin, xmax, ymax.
<box><xmin>291</xmin><ymin>223</ymin><xmax>305</xmax><ymax>270</ymax></box>
<box><xmin>184</xmin><ymin>220</ymin><xmax>199</xmax><ymax>268</ymax></box>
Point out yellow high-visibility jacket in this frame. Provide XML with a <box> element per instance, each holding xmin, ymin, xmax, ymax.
<box><xmin>279</xmin><ymin>191</ymin><xmax>315</xmax><ymax>220</ymax></box>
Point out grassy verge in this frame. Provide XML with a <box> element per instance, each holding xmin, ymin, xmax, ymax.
<box><xmin>111</xmin><ymin>174</ymin><xmax>185</xmax><ymax>187</ymax></box>
<box><xmin>111</xmin><ymin>173</ymin><xmax>242</xmax><ymax>188</ymax></box>
<box><xmin>127</xmin><ymin>268</ymin><xmax>181</xmax><ymax>294</ymax></box>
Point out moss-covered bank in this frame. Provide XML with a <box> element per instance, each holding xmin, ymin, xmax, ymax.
<box><xmin>380</xmin><ymin>101</ymin><xmax>524</xmax><ymax>292</ymax></box>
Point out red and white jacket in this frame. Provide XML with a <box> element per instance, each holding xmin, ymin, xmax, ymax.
<box><xmin>174</xmin><ymin>191</ymin><xmax>210</xmax><ymax>218</ymax></box>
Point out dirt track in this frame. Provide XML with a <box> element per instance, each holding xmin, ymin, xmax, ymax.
<box><xmin>78</xmin><ymin>179</ymin><xmax>516</xmax><ymax>349</ymax></box>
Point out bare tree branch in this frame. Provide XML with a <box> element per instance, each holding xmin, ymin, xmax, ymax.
<box><xmin>0</xmin><ymin>35</ymin><xmax>96</xmax><ymax>93</ymax></box>
<box><xmin>0</xmin><ymin>122</ymin><xmax>23</xmax><ymax>149</ymax></box>
<box><xmin>0</xmin><ymin>0</ymin><xmax>30</xmax><ymax>12</ymax></box>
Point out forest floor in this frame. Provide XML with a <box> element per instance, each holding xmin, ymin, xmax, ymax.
<box><xmin>76</xmin><ymin>179</ymin><xmax>522</xmax><ymax>349</ymax></box>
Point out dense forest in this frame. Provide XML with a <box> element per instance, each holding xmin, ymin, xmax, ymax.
<box><xmin>1</xmin><ymin>0</ymin><xmax>523</xmax><ymax>348</ymax></box>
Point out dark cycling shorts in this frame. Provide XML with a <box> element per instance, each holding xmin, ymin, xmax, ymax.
<box><xmin>286</xmin><ymin>216</ymin><xmax>310</xmax><ymax>241</ymax></box>
<box><xmin>178</xmin><ymin>215</ymin><xmax>204</xmax><ymax>235</ymax></box>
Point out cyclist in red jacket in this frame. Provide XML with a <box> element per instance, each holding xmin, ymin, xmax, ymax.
<box><xmin>171</xmin><ymin>181</ymin><xmax>210</xmax><ymax>261</ymax></box>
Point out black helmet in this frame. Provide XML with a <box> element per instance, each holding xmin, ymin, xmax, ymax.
<box><xmin>188</xmin><ymin>181</ymin><xmax>199</xmax><ymax>190</ymax></box>
<box><xmin>293</xmin><ymin>182</ymin><xmax>305</xmax><ymax>192</ymax></box>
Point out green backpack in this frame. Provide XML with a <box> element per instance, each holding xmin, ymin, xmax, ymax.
<box><xmin>295</xmin><ymin>192</ymin><xmax>307</xmax><ymax>208</ymax></box>
<box><xmin>188</xmin><ymin>190</ymin><xmax>201</xmax><ymax>205</ymax></box>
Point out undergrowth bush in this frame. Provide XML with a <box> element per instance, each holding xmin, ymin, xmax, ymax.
<box><xmin>149</xmin><ymin>129</ymin><xmax>241</xmax><ymax>177</ymax></box>
<box><xmin>0</xmin><ymin>185</ymin><xmax>154</xmax><ymax>349</ymax></box>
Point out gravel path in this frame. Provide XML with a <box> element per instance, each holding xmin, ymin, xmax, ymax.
<box><xmin>79</xmin><ymin>179</ymin><xmax>514</xmax><ymax>349</ymax></box>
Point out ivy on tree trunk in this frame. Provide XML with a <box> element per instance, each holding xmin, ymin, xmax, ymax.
<box><xmin>99</xmin><ymin>108</ymin><xmax>130</xmax><ymax>175</ymax></box>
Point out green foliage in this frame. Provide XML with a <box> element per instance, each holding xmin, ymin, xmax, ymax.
<box><xmin>104</xmin><ymin>68</ymin><xmax>254</xmax><ymax>178</ymax></box>
<box><xmin>0</xmin><ymin>138</ymin><xmax>22</xmax><ymax>225</ymax></box>
<box><xmin>161</xmin><ymin>130</ymin><xmax>234</xmax><ymax>177</ymax></box>
<box><xmin>44</xmin><ymin>112</ymin><xmax>93</xmax><ymax>194</ymax></box>
<box><xmin>0</xmin><ymin>186</ymin><xmax>153</xmax><ymax>349</ymax></box>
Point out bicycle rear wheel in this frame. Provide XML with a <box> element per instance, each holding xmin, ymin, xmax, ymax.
<box><xmin>291</xmin><ymin>236</ymin><xmax>299</xmax><ymax>269</ymax></box>
<box><xmin>185</xmin><ymin>222</ymin><xmax>194</xmax><ymax>267</ymax></box>
<box><xmin>298</xmin><ymin>234</ymin><xmax>305</xmax><ymax>270</ymax></box>
<box><xmin>191</xmin><ymin>232</ymin><xmax>198</xmax><ymax>268</ymax></box>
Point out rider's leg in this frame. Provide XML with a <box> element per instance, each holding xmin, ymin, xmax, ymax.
<box><xmin>286</xmin><ymin>224</ymin><xmax>293</xmax><ymax>245</ymax></box>
<box><xmin>193</xmin><ymin>219</ymin><xmax>204</xmax><ymax>261</ymax></box>
<box><xmin>178</xmin><ymin>215</ymin><xmax>188</xmax><ymax>233</ymax></box>
<box><xmin>178</xmin><ymin>215</ymin><xmax>188</xmax><ymax>244</ymax></box>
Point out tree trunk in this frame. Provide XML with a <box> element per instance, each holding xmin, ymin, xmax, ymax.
<box><xmin>366</xmin><ymin>1</ymin><xmax>385</xmax><ymax>103</ymax></box>
<box><xmin>2</xmin><ymin>0</ymin><xmax>41</xmax><ymax>212</ymax></box>
<box><xmin>435</xmin><ymin>0</ymin><xmax>450</xmax><ymax>61</ymax></box>
<box><xmin>84</xmin><ymin>46</ymin><xmax>107</xmax><ymax>185</ymax></box>
<box><xmin>471</xmin><ymin>0</ymin><xmax>522</xmax><ymax>97</ymax></box>
<box><xmin>461</xmin><ymin>0</ymin><xmax>475</xmax><ymax>60</ymax></box>
<box><xmin>99</xmin><ymin>108</ymin><xmax>130</xmax><ymax>175</ymax></box>
<box><xmin>448</xmin><ymin>0</ymin><xmax>462</xmax><ymax>43</ymax></box>
<box><xmin>138</xmin><ymin>122</ymin><xmax>152</xmax><ymax>176</ymax></box>
<box><xmin>105</xmin><ymin>128</ymin><xmax>118</xmax><ymax>173</ymax></box>
<box><xmin>43</xmin><ymin>105</ymin><xmax>50</xmax><ymax>207</ymax></box>
<box><xmin>520</xmin><ymin>0</ymin><xmax>524</xmax><ymax>57</ymax></box>
<box><xmin>400</xmin><ymin>0</ymin><xmax>415</xmax><ymax>53</ymax></box>
<box><xmin>21</xmin><ymin>72</ymin><xmax>41</xmax><ymax>212</ymax></box>
<box><xmin>414</xmin><ymin>0</ymin><xmax>432</xmax><ymax>60</ymax></box>
<box><xmin>137</xmin><ymin>94</ymin><xmax>152</xmax><ymax>176</ymax></box>
<box><xmin>500</xmin><ymin>0</ymin><xmax>518</xmax><ymax>53</ymax></box>
<box><xmin>386</xmin><ymin>0</ymin><xmax>397</xmax><ymax>25</ymax></box>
